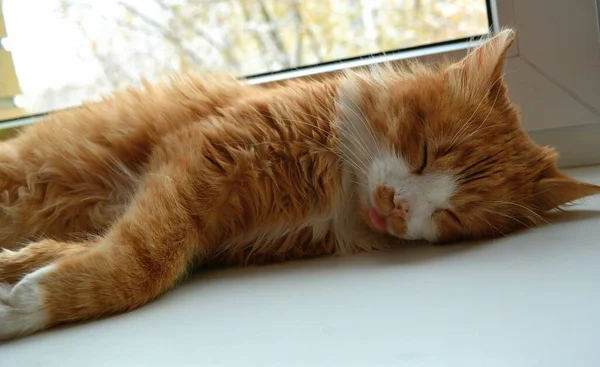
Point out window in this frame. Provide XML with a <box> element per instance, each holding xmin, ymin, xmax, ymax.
<box><xmin>2</xmin><ymin>0</ymin><xmax>489</xmax><ymax>113</ymax></box>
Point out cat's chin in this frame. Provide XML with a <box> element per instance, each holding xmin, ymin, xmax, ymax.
<box><xmin>367</xmin><ymin>223</ymin><xmax>389</xmax><ymax>236</ymax></box>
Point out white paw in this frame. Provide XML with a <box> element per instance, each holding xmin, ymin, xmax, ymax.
<box><xmin>0</xmin><ymin>264</ymin><xmax>54</xmax><ymax>340</ymax></box>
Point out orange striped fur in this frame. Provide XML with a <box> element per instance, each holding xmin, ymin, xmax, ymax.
<box><xmin>1</xmin><ymin>30</ymin><xmax>599</xmax><ymax>339</ymax></box>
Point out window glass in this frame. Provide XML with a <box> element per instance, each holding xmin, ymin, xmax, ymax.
<box><xmin>2</xmin><ymin>0</ymin><xmax>489</xmax><ymax>113</ymax></box>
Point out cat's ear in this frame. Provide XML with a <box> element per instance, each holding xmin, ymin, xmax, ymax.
<box><xmin>533</xmin><ymin>166</ymin><xmax>600</xmax><ymax>211</ymax></box>
<box><xmin>447</xmin><ymin>29</ymin><xmax>515</xmax><ymax>94</ymax></box>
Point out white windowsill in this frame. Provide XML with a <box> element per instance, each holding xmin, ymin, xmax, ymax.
<box><xmin>3</xmin><ymin>165</ymin><xmax>600</xmax><ymax>366</ymax></box>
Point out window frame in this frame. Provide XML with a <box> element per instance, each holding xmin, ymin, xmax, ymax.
<box><xmin>495</xmin><ymin>0</ymin><xmax>600</xmax><ymax>167</ymax></box>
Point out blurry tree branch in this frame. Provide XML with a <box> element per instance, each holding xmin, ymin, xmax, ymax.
<box><xmin>291</xmin><ymin>0</ymin><xmax>303</xmax><ymax>65</ymax></box>
<box><xmin>152</xmin><ymin>0</ymin><xmax>241</xmax><ymax>69</ymax></box>
<box><xmin>238</xmin><ymin>0</ymin><xmax>270</xmax><ymax>71</ymax></box>
<box><xmin>257</xmin><ymin>0</ymin><xmax>291</xmax><ymax>69</ymax></box>
<box><xmin>117</xmin><ymin>1</ymin><xmax>207</xmax><ymax>68</ymax></box>
<box><xmin>414</xmin><ymin>0</ymin><xmax>421</xmax><ymax>13</ymax></box>
<box><xmin>305</xmin><ymin>24</ymin><xmax>324</xmax><ymax>62</ymax></box>
<box><xmin>77</xmin><ymin>22</ymin><xmax>123</xmax><ymax>88</ymax></box>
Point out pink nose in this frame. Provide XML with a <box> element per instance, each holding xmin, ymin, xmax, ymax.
<box><xmin>393</xmin><ymin>195</ymin><xmax>410</xmax><ymax>218</ymax></box>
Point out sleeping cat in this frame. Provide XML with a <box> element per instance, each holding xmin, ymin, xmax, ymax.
<box><xmin>0</xmin><ymin>29</ymin><xmax>599</xmax><ymax>340</ymax></box>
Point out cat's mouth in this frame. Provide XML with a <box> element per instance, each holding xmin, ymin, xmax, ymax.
<box><xmin>368</xmin><ymin>208</ymin><xmax>388</xmax><ymax>232</ymax></box>
<box><xmin>366</xmin><ymin>206</ymin><xmax>408</xmax><ymax>238</ymax></box>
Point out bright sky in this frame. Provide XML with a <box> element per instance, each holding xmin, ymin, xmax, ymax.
<box><xmin>3</xmin><ymin>0</ymin><xmax>158</xmax><ymax>109</ymax></box>
<box><xmin>3</xmin><ymin>0</ymin><xmax>100</xmax><ymax>91</ymax></box>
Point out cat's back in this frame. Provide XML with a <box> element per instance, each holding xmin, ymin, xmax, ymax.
<box><xmin>7</xmin><ymin>74</ymin><xmax>258</xmax><ymax>175</ymax></box>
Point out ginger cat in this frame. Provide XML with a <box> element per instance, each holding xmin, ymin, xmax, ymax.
<box><xmin>1</xmin><ymin>30</ymin><xmax>599</xmax><ymax>340</ymax></box>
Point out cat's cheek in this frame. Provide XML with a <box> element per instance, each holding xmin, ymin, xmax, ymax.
<box><xmin>433</xmin><ymin>218</ymin><xmax>462</xmax><ymax>244</ymax></box>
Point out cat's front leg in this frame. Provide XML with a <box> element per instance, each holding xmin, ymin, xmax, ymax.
<box><xmin>0</xmin><ymin>240</ymin><xmax>95</xmax><ymax>284</ymax></box>
<box><xmin>0</xmin><ymin>164</ymin><xmax>207</xmax><ymax>340</ymax></box>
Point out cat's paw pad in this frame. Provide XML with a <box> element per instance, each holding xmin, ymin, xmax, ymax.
<box><xmin>0</xmin><ymin>265</ymin><xmax>53</xmax><ymax>340</ymax></box>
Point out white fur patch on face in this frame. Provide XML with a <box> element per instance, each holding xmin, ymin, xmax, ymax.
<box><xmin>335</xmin><ymin>74</ymin><xmax>456</xmax><ymax>242</ymax></box>
<box><xmin>0</xmin><ymin>264</ymin><xmax>53</xmax><ymax>340</ymax></box>
<box><xmin>368</xmin><ymin>153</ymin><xmax>457</xmax><ymax>241</ymax></box>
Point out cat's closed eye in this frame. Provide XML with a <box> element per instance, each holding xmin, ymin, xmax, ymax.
<box><xmin>415</xmin><ymin>141</ymin><xmax>428</xmax><ymax>174</ymax></box>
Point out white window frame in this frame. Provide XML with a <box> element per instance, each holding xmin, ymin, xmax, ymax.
<box><xmin>495</xmin><ymin>0</ymin><xmax>600</xmax><ymax>168</ymax></box>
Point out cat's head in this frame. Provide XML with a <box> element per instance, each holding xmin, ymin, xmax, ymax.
<box><xmin>336</xmin><ymin>29</ymin><xmax>600</xmax><ymax>243</ymax></box>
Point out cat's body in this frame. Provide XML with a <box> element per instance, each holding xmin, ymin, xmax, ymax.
<box><xmin>1</xmin><ymin>30</ymin><xmax>599</xmax><ymax>340</ymax></box>
<box><xmin>0</xmin><ymin>76</ymin><xmax>376</xmax><ymax>265</ymax></box>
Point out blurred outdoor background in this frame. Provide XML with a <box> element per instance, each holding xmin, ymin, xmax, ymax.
<box><xmin>1</xmin><ymin>0</ymin><xmax>488</xmax><ymax>113</ymax></box>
